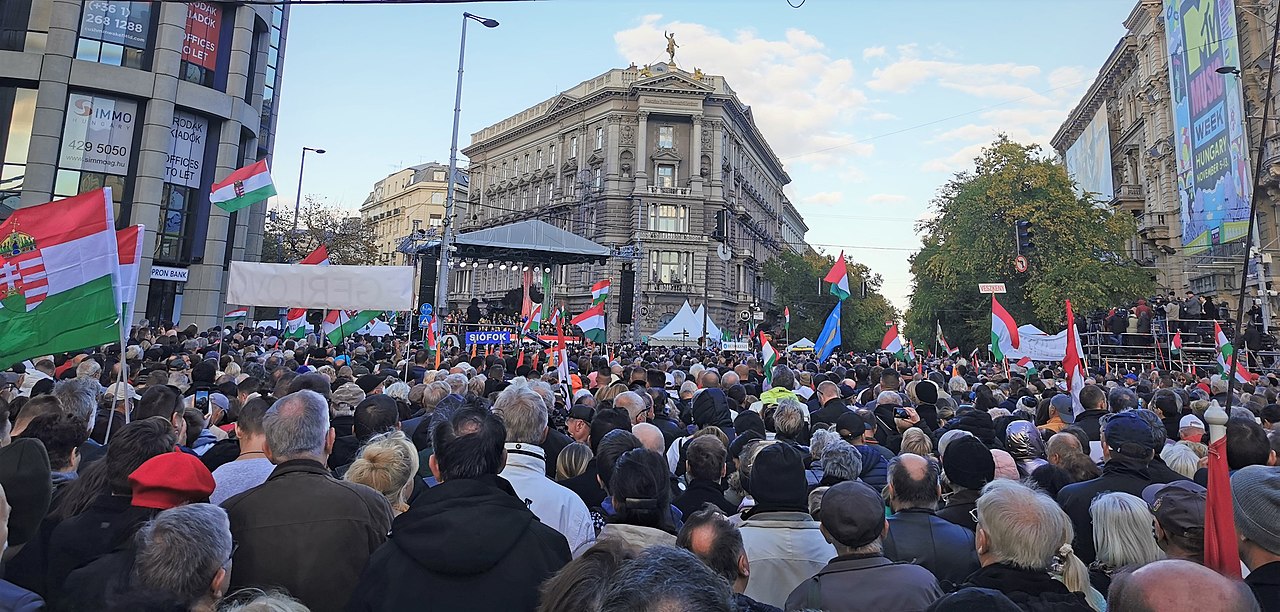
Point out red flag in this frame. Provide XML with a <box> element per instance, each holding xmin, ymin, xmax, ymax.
<box><xmin>516</xmin><ymin>350</ymin><xmax>525</xmax><ymax>369</ymax></box>
<box><xmin>532</xmin><ymin>350</ymin><xmax>540</xmax><ymax>371</ymax></box>
<box><xmin>1063</xmin><ymin>299</ymin><xmax>1087</xmax><ymax>421</ymax></box>
<box><xmin>1205</xmin><ymin>429</ymin><xmax>1242</xmax><ymax>578</ymax></box>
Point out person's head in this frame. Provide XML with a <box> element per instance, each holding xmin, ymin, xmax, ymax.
<box><xmin>262</xmin><ymin>390</ymin><xmax>333</xmax><ymax>464</ymax></box>
<box><xmin>770</xmin><ymin>366</ymin><xmax>795</xmax><ymax>391</ymax></box>
<box><xmin>217</xmin><ymin>590</ymin><xmax>309</xmax><ymax>612</ymax></box>
<box><xmin>1090</xmin><ymin>492</ymin><xmax>1165</xmax><ymax>570</ymax></box>
<box><xmin>1080</xmin><ymin>384</ymin><xmax>1107</xmax><ymax>412</ymax></box>
<box><xmin>974</xmin><ymin>479</ymin><xmax>1091</xmax><ymax>595</ymax></box>
<box><xmin>1107</xmin><ymin>559</ymin><xmax>1260</xmax><ymax>612</ymax></box>
<box><xmin>1108</xmin><ymin>386</ymin><xmax>1139</xmax><ymax>413</ymax></box>
<box><xmin>875</xmin><ymin>390</ymin><xmax>902</xmax><ymax>408</ymax></box>
<box><xmin>234</xmin><ymin>397</ymin><xmax>271</xmax><ymax>442</ymax></box>
<box><xmin>1231</xmin><ymin>465</ymin><xmax>1280</xmax><ymax>570</ymax></box>
<box><xmin>537</xmin><ymin>539</ymin><xmax>638</xmax><ymax>612</ymax></box>
<box><xmin>1101</xmin><ymin>410</ymin><xmax>1160</xmax><ymax>463</ymax></box>
<box><xmin>744</xmin><ymin>441</ymin><xmax>808</xmax><ymax>513</ymax></box>
<box><xmin>1226</xmin><ymin>416</ymin><xmax>1275</xmax><ymax>470</ymax></box>
<box><xmin>900</xmin><ymin>428</ymin><xmax>933</xmax><ymax>457</ymax></box>
<box><xmin>886</xmin><ymin>453</ymin><xmax>940</xmax><ymax>512</ymax></box>
<box><xmin>52</xmin><ymin>377</ymin><xmax>99</xmax><ymax>433</ymax></box>
<box><xmin>818</xmin><ymin>480</ymin><xmax>888</xmax><ymax>555</ymax></box>
<box><xmin>819</xmin><ymin>440</ymin><xmax>863</xmax><ymax>484</ymax></box>
<box><xmin>1045</xmin><ymin>432</ymin><xmax>1083</xmax><ymax>465</ymax></box>
<box><xmin>677</xmin><ymin>507</ymin><xmax>751</xmax><ymax>594</ymax></box>
<box><xmin>600</xmin><ymin>545</ymin><xmax>734</xmax><ymax>612</ymax></box>
<box><xmin>353</xmin><ymin>395</ymin><xmax>399</xmax><ymax>443</ymax></box>
<box><xmin>594</xmin><ymin>423</ymin><xmax>641</xmax><ymax>488</ymax></box>
<box><xmin>609</xmin><ymin>449</ymin><xmax>675</xmax><ymax>533</ymax></box>
<box><xmin>132</xmin><ymin>503</ymin><xmax>234</xmax><ymax>610</ymax></box>
<box><xmin>631</xmin><ymin>423</ymin><xmax>665</xmax><ymax>454</ymax></box>
<box><xmin>942</xmin><ymin>434</ymin><xmax>995</xmax><ymax>491</ymax></box>
<box><xmin>685</xmin><ymin>435</ymin><xmax>727</xmax><ymax>483</ymax></box>
<box><xmin>137</xmin><ymin>384</ymin><xmax>186</xmax><ymax>432</ymax></box>
<box><xmin>19</xmin><ymin>412</ymin><xmax>88</xmax><ymax>473</ymax></box>
<box><xmin>772</xmin><ymin>400</ymin><xmax>806</xmax><ymax>441</ymax></box>
<box><xmin>429</xmin><ymin>404</ymin><xmax>507</xmax><ymax>482</ymax></box>
<box><xmin>344</xmin><ymin>430</ymin><xmax>418</xmax><ymax>514</ymax></box>
<box><xmin>555</xmin><ymin>442</ymin><xmax>593</xmax><ymax>481</ymax></box>
<box><xmin>614</xmin><ymin>391</ymin><xmax>648</xmax><ymax>425</ymax></box>
<box><xmin>817</xmin><ymin>381</ymin><xmax>840</xmax><ymax>403</ymax></box>
<box><xmin>10</xmin><ymin>395</ymin><xmax>61</xmax><ymax>436</ymax></box>
<box><xmin>1143</xmin><ymin>481</ymin><xmax>1206</xmax><ymax>562</ymax></box>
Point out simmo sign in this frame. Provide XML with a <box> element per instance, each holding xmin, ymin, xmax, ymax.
<box><xmin>59</xmin><ymin>93</ymin><xmax>137</xmax><ymax>175</ymax></box>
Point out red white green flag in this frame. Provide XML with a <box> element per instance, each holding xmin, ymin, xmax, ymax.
<box><xmin>591</xmin><ymin>279</ymin><xmax>611</xmax><ymax>305</ymax></box>
<box><xmin>224</xmin><ymin>307</ymin><xmax>249</xmax><ymax>321</ymax></box>
<box><xmin>323</xmin><ymin>309</ymin><xmax>380</xmax><ymax>345</ymax></box>
<box><xmin>115</xmin><ymin>225</ymin><xmax>144</xmax><ymax>330</ymax></box>
<box><xmin>0</xmin><ymin>189</ymin><xmax>121</xmax><ymax>370</ymax></box>
<box><xmin>991</xmin><ymin>295</ymin><xmax>1020</xmax><ymax>363</ymax></box>
<box><xmin>1064</xmin><ymin>299</ymin><xmax>1087</xmax><ymax>419</ymax></box>
<box><xmin>881</xmin><ymin>323</ymin><xmax>904</xmax><ymax>359</ymax></box>
<box><xmin>571</xmin><ymin>302</ymin><xmax>606</xmax><ymax>343</ymax></box>
<box><xmin>284</xmin><ymin>245</ymin><xmax>330</xmax><ymax>339</ymax></box>
<box><xmin>1170</xmin><ymin>331</ymin><xmax>1183</xmax><ymax>355</ymax></box>
<box><xmin>761</xmin><ymin>331</ymin><xmax>778</xmax><ymax>383</ymax></box>
<box><xmin>823</xmin><ymin>251</ymin><xmax>850</xmax><ymax>300</ymax></box>
<box><xmin>521</xmin><ymin>303</ymin><xmax>543</xmax><ymax>335</ymax></box>
<box><xmin>211</xmin><ymin>160</ymin><xmax>277</xmax><ymax>213</ymax></box>
<box><xmin>784</xmin><ymin>306</ymin><xmax>791</xmax><ymax>333</ymax></box>
<box><xmin>1214</xmin><ymin>321</ymin><xmax>1251</xmax><ymax>383</ymax></box>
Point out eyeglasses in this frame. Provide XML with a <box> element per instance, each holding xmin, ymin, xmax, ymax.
<box><xmin>969</xmin><ymin>508</ymin><xmax>980</xmax><ymax>526</ymax></box>
<box><xmin>225</xmin><ymin>541</ymin><xmax>239</xmax><ymax>566</ymax></box>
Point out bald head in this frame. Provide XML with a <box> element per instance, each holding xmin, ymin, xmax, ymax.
<box><xmin>632</xmin><ymin>423</ymin><xmax>666</xmax><ymax>454</ymax></box>
<box><xmin>1046</xmin><ymin>432</ymin><xmax>1082</xmax><ymax>464</ymax></box>
<box><xmin>676</xmin><ymin>507</ymin><xmax>748</xmax><ymax>593</ymax></box>
<box><xmin>886</xmin><ymin>453</ymin><xmax>940</xmax><ymax>511</ymax></box>
<box><xmin>1108</xmin><ymin>559</ymin><xmax>1258</xmax><ymax>612</ymax></box>
<box><xmin>817</xmin><ymin>381</ymin><xmax>840</xmax><ymax>401</ymax></box>
<box><xmin>615</xmin><ymin>391</ymin><xmax>648</xmax><ymax>424</ymax></box>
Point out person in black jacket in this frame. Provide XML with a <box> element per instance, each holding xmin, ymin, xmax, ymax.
<box><xmin>674</xmin><ymin>436</ymin><xmax>736</xmax><ymax>517</ymax></box>
<box><xmin>347</xmin><ymin>405</ymin><xmax>570</xmax><ymax>611</ymax></box>
<box><xmin>810</xmin><ymin>382</ymin><xmax>851</xmax><ymax>428</ymax></box>
<box><xmin>881</xmin><ymin>453</ymin><xmax>979</xmax><ymax>587</ymax></box>
<box><xmin>1072</xmin><ymin>384</ymin><xmax>1109</xmax><ymax>443</ymax></box>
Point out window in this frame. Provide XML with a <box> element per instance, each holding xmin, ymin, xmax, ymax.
<box><xmin>593</xmin><ymin>167</ymin><xmax>602</xmax><ymax>189</ymax></box>
<box><xmin>570</xmin><ymin>136</ymin><xmax>578</xmax><ymax>158</ymax></box>
<box><xmin>514</xmin><ymin>156</ymin><xmax>521</xmax><ymax>175</ymax></box>
<box><xmin>155</xmin><ymin>183</ymin><xmax>193</xmax><ymax>262</ymax></box>
<box><xmin>433</xmin><ymin>170</ymin><xmax>445</xmax><ymax>181</ymax></box>
<box><xmin>595</xmin><ymin>127</ymin><xmax>604</xmax><ymax>149</ymax></box>
<box><xmin>650</xmin><ymin>251</ymin><xmax>690</xmax><ymax>284</ymax></box>
<box><xmin>648</xmin><ymin>204</ymin><xmax>686</xmax><ymax>232</ymax></box>
<box><xmin>524</xmin><ymin>153</ymin><xmax>530</xmax><ymax>173</ymax></box>
<box><xmin>54</xmin><ymin>92</ymin><xmax>138</xmax><ymax>222</ymax></box>
<box><xmin>430</xmin><ymin>192</ymin><xmax>444</xmax><ymax>205</ymax></box>
<box><xmin>501</xmin><ymin>161</ymin><xmax>508</xmax><ymax>177</ymax></box>
<box><xmin>2</xmin><ymin>0</ymin><xmax>51</xmax><ymax>52</ymax></box>
<box><xmin>1</xmin><ymin>86</ymin><xmax>38</xmax><ymax>214</ymax></box>
<box><xmin>178</xmin><ymin>3</ymin><xmax>222</xmax><ymax>88</ymax></box>
<box><xmin>76</xmin><ymin>1</ymin><xmax>151</xmax><ymax>69</ymax></box>
<box><xmin>429</xmin><ymin>214</ymin><xmax>442</xmax><ymax>227</ymax></box>
<box><xmin>659</xmin><ymin>125</ymin><xmax>674</xmax><ymax>149</ymax></box>
<box><xmin>549</xmin><ymin>144</ymin><xmax>556</xmax><ymax>166</ymax></box>
<box><xmin>656</xmin><ymin>163</ymin><xmax>676</xmax><ymax>188</ymax></box>
<box><xmin>546</xmin><ymin>181</ymin><xmax>554</xmax><ymax>203</ymax></box>
<box><xmin>534</xmin><ymin>186</ymin><xmax>541</xmax><ymax>207</ymax></box>
<box><xmin>536</xmin><ymin>149</ymin><xmax>543</xmax><ymax>168</ymax></box>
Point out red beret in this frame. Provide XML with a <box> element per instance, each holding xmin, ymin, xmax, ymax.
<box><xmin>128</xmin><ymin>452</ymin><xmax>216</xmax><ymax>510</ymax></box>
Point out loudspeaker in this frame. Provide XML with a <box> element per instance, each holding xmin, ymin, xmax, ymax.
<box><xmin>419</xmin><ymin>254</ymin><xmax>439</xmax><ymax>311</ymax></box>
<box><xmin>618</xmin><ymin>268</ymin><xmax>635</xmax><ymax>324</ymax></box>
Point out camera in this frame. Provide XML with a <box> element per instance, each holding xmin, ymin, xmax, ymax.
<box><xmin>894</xmin><ymin>407</ymin><xmax>911</xmax><ymax>420</ymax></box>
<box><xmin>194</xmin><ymin>390</ymin><xmax>210</xmax><ymax>415</ymax></box>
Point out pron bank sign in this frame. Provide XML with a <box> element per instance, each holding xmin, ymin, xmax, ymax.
<box><xmin>182</xmin><ymin>2</ymin><xmax>221</xmax><ymax>71</ymax></box>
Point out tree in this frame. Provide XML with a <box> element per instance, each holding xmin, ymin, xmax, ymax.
<box><xmin>261</xmin><ymin>196</ymin><xmax>379</xmax><ymax>265</ymax></box>
<box><xmin>762</xmin><ymin>249</ymin><xmax>898</xmax><ymax>352</ymax></box>
<box><xmin>905</xmin><ymin>136</ymin><xmax>1153</xmax><ymax>352</ymax></box>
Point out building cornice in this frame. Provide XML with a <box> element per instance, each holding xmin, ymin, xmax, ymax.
<box><xmin>1050</xmin><ymin>35</ymin><xmax>1140</xmax><ymax>153</ymax></box>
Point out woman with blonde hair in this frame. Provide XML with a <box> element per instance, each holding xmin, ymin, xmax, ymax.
<box><xmin>556</xmin><ymin>442</ymin><xmax>594</xmax><ymax>481</ymax></box>
<box><xmin>900</xmin><ymin>428</ymin><xmax>933</xmax><ymax>458</ymax></box>
<box><xmin>1088</xmin><ymin>492</ymin><xmax>1165</xmax><ymax>593</ymax></box>
<box><xmin>344</xmin><ymin>430</ymin><xmax>419</xmax><ymax>515</ymax></box>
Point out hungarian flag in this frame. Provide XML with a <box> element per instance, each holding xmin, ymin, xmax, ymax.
<box><xmin>1064</xmin><ymin>299</ymin><xmax>1087</xmax><ymax>420</ymax></box>
<box><xmin>784</xmin><ymin>306</ymin><xmax>791</xmax><ymax>333</ymax></box>
<box><xmin>1214</xmin><ymin>321</ymin><xmax>1252</xmax><ymax>383</ymax></box>
<box><xmin>991</xmin><ymin>295</ymin><xmax>1019</xmax><ymax>363</ymax></box>
<box><xmin>591</xmin><ymin>279</ymin><xmax>611</xmax><ymax>305</ymax></box>
<box><xmin>211</xmin><ymin>160</ymin><xmax>277</xmax><ymax>213</ymax></box>
<box><xmin>1204</xmin><ymin>406</ymin><xmax>1242</xmax><ymax>578</ymax></box>
<box><xmin>0</xmin><ymin>189</ymin><xmax>121</xmax><ymax>370</ymax></box>
<box><xmin>823</xmin><ymin>251</ymin><xmax>850</xmax><ymax>300</ymax></box>
<box><xmin>546</xmin><ymin>305</ymin><xmax>561</xmax><ymax>329</ymax></box>
<box><xmin>936</xmin><ymin>321</ymin><xmax>958</xmax><ymax>356</ymax></box>
<box><xmin>761</xmin><ymin>331</ymin><xmax>778</xmax><ymax>383</ymax></box>
<box><xmin>881</xmin><ymin>323</ymin><xmax>905</xmax><ymax>359</ymax></box>
<box><xmin>521</xmin><ymin>303</ymin><xmax>542</xmax><ymax>335</ymax></box>
<box><xmin>571</xmin><ymin>303</ymin><xmax>606</xmax><ymax>343</ymax></box>
<box><xmin>284</xmin><ymin>246</ymin><xmax>330</xmax><ymax>339</ymax></box>
<box><xmin>225</xmin><ymin>307</ymin><xmax>248</xmax><ymax>321</ymax></box>
<box><xmin>115</xmin><ymin>225</ymin><xmax>144</xmax><ymax>330</ymax></box>
<box><xmin>1170</xmin><ymin>331</ymin><xmax>1183</xmax><ymax>355</ymax></box>
<box><xmin>323</xmin><ymin>309</ymin><xmax>380</xmax><ymax>345</ymax></box>
<box><xmin>554</xmin><ymin>315</ymin><xmax>570</xmax><ymax>384</ymax></box>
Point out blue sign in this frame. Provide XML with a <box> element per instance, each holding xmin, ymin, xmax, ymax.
<box><xmin>420</xmin><ymin>303</ymin><xmax>433</xmax><ymax>317</ymax></box>
<box><xmin>466</xmin><ymin>331</ymin><xmax>513</xmax><ymax>345</ymax></box>
<box><xmin>418</xmin><ymin>315</ymin><xmax>431</xmax><ymax>327</ymax></box>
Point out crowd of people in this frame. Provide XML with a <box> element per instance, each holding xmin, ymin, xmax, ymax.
<box><xmin>0</xmin><ymin>321</ymin><xmax>1278</xmax><ymax>611</ymax></box>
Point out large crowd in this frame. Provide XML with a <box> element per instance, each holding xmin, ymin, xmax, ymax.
<box><xmin>0</xmin><ymin>322</ymin><xmax>1277</xmax><ymax>612</ymax></box>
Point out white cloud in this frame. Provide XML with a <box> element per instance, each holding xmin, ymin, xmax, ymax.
<box><xmin>862</xmin><ymin>46</ymin><xmax>886</xmax><ymax>60</ymax></box>
<box><xmin>867</xmin><ymin>193</ymin><xmax>908</xmax><ymax>204</ymax></box>
<box><xmin>802</xmin><ymin>191</ymin><xmax>844</xmax><ymax>205</ymax></box>
<box><xmin>615</xmin><ymin>16</ymin><xmax>872</xmax><ymax>173</ymax></box>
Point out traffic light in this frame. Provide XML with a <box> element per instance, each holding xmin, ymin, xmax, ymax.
<box><xmin>712</xmin><ymin>209</ymin><xmax>728</xmax><ymax>242</ymax></box>
<box><xmin>1015</xmin><ymin>220</ymin><xmax>1034</xmax><ymax>253</ymax></box>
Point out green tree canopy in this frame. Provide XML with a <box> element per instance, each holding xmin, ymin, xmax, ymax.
<box><xmin>261</xmin><ymin>196</ymin><xmax>379</xmax><ymax>266</ymax></box>
<box><xmin>763</xmin><ymin>250</ymin><xmax>898</xmax><ymax>352</ymax></box>
<box><xmin>905</xmin><ymin>136</ymin><xmax>1153</xmax><ymax>352</ymax></box>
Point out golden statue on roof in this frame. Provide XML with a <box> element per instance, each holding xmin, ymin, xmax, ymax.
<box><xmin>664</xmin><ymin>31</ymin><xmax>678</xmax><ymax>65</ymax></box>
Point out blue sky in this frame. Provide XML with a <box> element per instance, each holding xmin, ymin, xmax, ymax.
<box><xmin>270</xmin><ymin>0</ymin><xmax>1134</xmax><ymax>310</ymax></box>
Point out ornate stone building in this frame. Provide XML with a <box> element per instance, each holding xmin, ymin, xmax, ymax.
<box><xmin>1052</xmin><ymin>0</ymin><xmax>1280</xmax><ymax>313</ymax></box>
<box><xmin>360</xmin><ymin>162</ymin><xmax>467</xmax><ymax>266</ymax></box>
<box><xmin>456</xmin><ymin>60</ymin><xmax>808</xmax><ymax>341</ymax></box>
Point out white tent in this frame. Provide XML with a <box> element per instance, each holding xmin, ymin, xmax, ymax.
<box><xmin>358</xmin><ymin>318</ymin><xmax>394</xmax><ymax>337</ymax></box>
<box><xmin>650</xmin><ymin>300</ymin><xmax>724</xmax><ymax>346</ymax></box>
<box><xmin>787</xmin><ymin>337</ymin><xmax>816</xmax><ymax>352</ymax></box>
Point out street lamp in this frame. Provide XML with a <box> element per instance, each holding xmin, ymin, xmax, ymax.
<box><xmin>293</xmin><ymin>146</ymin><xmax>326</xmax><ymax>234</ymax></box>
<box><xmin>436</xmin><ymin>12</ymin><xmax>499</xmax><ymax>329</ymax></box>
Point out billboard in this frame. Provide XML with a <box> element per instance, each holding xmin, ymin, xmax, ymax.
<box><xmin>182</xmin><ymin>2</ymin><xmax>222</xmax><ymax>72</ymax></box>
<box><xmin>80</xmin><ymin>1</ymin><xmax>152</xmax><ymax>49</ymax></box>
<box><xmin>1064</xmin><ymin>106</ymin><xmax>1115</xmax><ymax>200</ymax></box>
<box><xmin>1164</xmin><ymin>0</ymin><xmax>1252</xmax><ymax>254</ymax></box>
<box><xmin>59</xmin><ymin>92</ymin><xmax>137</xmax><ymax>176</ymax></box>
<box><xmin>165</xmin><ymin>110</ymin><xmax>208</xmax><ymax>188</ymax></box>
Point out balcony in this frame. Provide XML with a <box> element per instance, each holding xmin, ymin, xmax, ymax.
<box><xmin>1264</xmin><ymin>134</ymin><xmax>1280</xmax><ymax>186</ymax></box>
<box><xmin>1109</xmin><ymin>184</ymin><xmax>1144</xmax><ymax>213</ymax></box>
<box><xmin>646</xmin><ymin>185</ymin><xmax>693</xmax><ymax>197</ymax></box>
<box><xmin>637</xmin><ymin>230</ymin><xmax>707</xmax><ymax>243</ymax></box>
<box><xmin>1137</xmin><ymin>215</ymin><xmax>1171</xmax><ymax>241</ymax></box>
<box><xmin>645</xmin><ymin>281</ymin><xmax>697</xmax><ymax>294</ymax></box>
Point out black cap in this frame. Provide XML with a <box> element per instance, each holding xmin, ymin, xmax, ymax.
<box><xmin>835</xmin><ymin>411</ymin><xmax>867</xmax><ymax>437</ymax></box>
<box><xmin>749</xmin><ymin>443</ymin><xmax>807</xmax><ymax>510</ymax></box>
<box><xmin>819</xmin><ymin>480</ymin><xmax>886</xmax><ymax>548</ymax></box>
<box><xmin>568</xmin><ymin>404</ymin><xmax>594</xmax><ymax>423</ymax></box>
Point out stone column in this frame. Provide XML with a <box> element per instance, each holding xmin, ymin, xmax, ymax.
<box><xmin>635</xmin><ymin>111</ymin><xmax>649</xmax><ymax>189</ymax></box>
<box><xmin>708</xmin><ymin>119</ymin><xmax>723</xmax><ymax>200</ymax></box>
<box><xmin>690</xmin><ymin>114</ymin><xmax>704</xmax><ymax>194</ymax></box>
<box><xmin>21</xmin><ymin>0</ymin><xmax>83</xmax><ymax>206</ymax></box>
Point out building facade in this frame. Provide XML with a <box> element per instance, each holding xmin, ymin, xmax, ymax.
<box><xmin>1052</xmin><ymin>0</ymin><xmax>1280</xmax><ymax>318</ymax></box>
<box><xmin>360</xmin><ymin>161</ymin><xmax>467</xmax><ymax>266</ymax></box>
<box><xmin>0</xmin><ymin>0</ymin><xmax>288</xmax><ymax>327</ymax></box>
<box><xmin>457</xmin><ymin>61</ymin><xmax>808</xmax><ymax>341</ymax></box>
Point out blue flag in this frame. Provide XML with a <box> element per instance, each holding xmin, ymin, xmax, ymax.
<box><xmin>816</xmin><ymin>301</ymin><xmax>842</xmax><ymax>361</ymax></box>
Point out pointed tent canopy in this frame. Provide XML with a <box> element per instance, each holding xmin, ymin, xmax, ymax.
<box><xmin>418</xmin><ymin>219</ymin><xmax>611</xmax><ymax>265</ymax></box>
<box><xmin>650</xmin><ymin>300</ymin><xmax>724</xmax><ymax>346</ymax></box>
<box><xmin>787</xmin><ymin>337</ymin><xmax>816</xmax><ymax>352</ymax></box>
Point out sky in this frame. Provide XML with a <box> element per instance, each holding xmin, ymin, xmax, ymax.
<box><xmin>269</xmin><ymin>0</ymin><xmax>1135</xmax><ymax>312</ymax></box>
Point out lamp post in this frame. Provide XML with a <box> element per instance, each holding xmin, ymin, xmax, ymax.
<box><xmin>293</xmin><ymin>146</ymin><xmax>325</xmax><ymax>235</ymax></box>
<box><xmin>436</xmin><ymin>12</ymin><xmax>499</xmax><ymax>331</ymax></box>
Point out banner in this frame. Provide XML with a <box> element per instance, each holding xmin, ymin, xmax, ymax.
<box><xmin>1164</xmin><ymin>0</ymin><xmax>1251</xmax><ymax>254</ymax></box>
<box><xmin>226</xmin><ymin>262</ymin><xmax>414</xmax><ymax>310</ymax></box>
<box><xmin>182</xmin><ymin>2</ymin><xmax>222</xmax><ymax>71</ymax></box>
<box><xmin>165</xmin><ymin>110</ymin><xmax>207</xmax><ymax>188</ymax></box>
<box><xmin>1064</xmin><ymin>107</ymin><xmax>1114</xmax><ymax>200</ymax></box>
<box><xmin>59</xmin><ymin>93</ymin><xmax>137</xmax><ymax>176</ymax></box>
<box><xmin>80</xmin><ymin>1</ymin><xmax>152</xmax><ymax>49</ymax></box>
<box><xmin>993</xmin><ymin>324</ymin><xmax>1086</xmax><ymax>362</ymax></box>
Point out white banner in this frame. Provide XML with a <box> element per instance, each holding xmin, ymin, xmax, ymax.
<box><xmin>165</xmin><ymin>110</ymin><xmax>207</xmax><ymax>188</ymax></box>
<box><xmin>994</xmin><ymin>324</ymin><xmax>1084</xmax><ymax>362</ymax></box>
<box><xmin>60</xmin><ymin>93</ymin><xmax>137</xmax><ymax>175</ymax></box>
<box><xmin>227</xmin><ymin>262</ymin><xmax>414</xmax><ymax>310</ymax></box>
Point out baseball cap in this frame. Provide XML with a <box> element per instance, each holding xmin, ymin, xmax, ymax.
<box><xmin>1142</xmin><ymin>480</ymin><xmax>1206</xmax><ymax>540</ymax></box>
<box><xmin>834</xmin><ymin>411</ymin><xmax>867</xmax><ymax>437</ymax></box>
<box><xmin>1101</xmin><ymin>410</ymin><xmax>1160</xmax><ymax>456</ymax></box>
<box><xmin>1179</xmin><ymin>414</ymin><xmax>1205</xmax><ymax>430</ymax></box>
<box><xmin>105</xmin><ymin>382</ymin><xmax>140</xmax><ymax>401</ymax></box>
<box><xmin>567</xmin><ymin>404</ymin><xmax>595</xmax><ymax>423</ymax></box>
<box><xmin>819</xmin><ymin>480</ymin><xmax>887</xmax><ymax>548</ymax></box>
